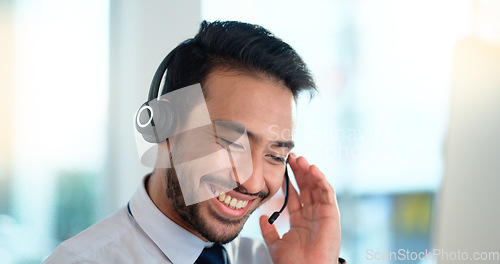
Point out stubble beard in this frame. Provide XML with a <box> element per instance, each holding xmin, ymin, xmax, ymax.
<box><xmin>165</xmin><ymin>168</ymin><xmax>253</xmax><ymax>244</ymax></box>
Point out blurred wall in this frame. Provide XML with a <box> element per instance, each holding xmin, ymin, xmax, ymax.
<box><xmin>0</xmin><ymin>0</ymin><xmax>14</xmax><ymax>212</ymax></box>
<box><xmin>436</xmin><ymin>38</ymin><xmax>500</xmax><ymax>263</ymax></box>
<box><xmin>108</xmin><ymin>0</ymin><xmax>201</xmax><ymax>208</ymax></box>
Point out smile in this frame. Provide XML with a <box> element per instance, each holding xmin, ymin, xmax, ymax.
<box><xmin>208</xmin><ymin>185</ymin><xmax>250</xmax><ymax>210</ymax></box>
<box><xmin>214</xmin><ymin>191</ymin><xmax>249</xmax><ymax>209</ymax></box>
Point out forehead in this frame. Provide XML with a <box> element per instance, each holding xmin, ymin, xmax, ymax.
<box><xmin>203</xmin><ymin>69</ymin><xmax>296</xmax><ymax>138</ymax></box>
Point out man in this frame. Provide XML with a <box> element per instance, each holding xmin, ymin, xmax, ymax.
<box><xmin>44</xmin><ymin>21</ymin><xmax>342</xmax><ymax>263</ymax></box>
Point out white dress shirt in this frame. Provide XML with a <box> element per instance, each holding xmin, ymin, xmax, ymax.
<box><xmin>43</xmin><ymin>176</ymin><xmax>273</xmax><ymax>264</ymax></box>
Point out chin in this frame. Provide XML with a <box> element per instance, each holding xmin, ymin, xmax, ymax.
<box><xmin>196</xmin><ymin>202</ymin><xmax>250</xmax><ymax>243</ymax></box>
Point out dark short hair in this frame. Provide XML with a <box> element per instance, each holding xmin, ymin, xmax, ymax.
<box><xmin>157</xmin><ymin>20</ymin><xmax>316</xmax><ymax>100</ymax></box>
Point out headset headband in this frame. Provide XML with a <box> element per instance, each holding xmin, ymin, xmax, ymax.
<box><xmin>148</xmin><ymin>47</ymin><xmax>178</xmax><ymax>102</ymax></box>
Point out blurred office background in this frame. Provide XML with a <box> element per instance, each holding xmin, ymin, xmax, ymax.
<box><xmin>1</xmin><ymin>0</ymin><xmax>499</xmax><ymax>263</ymax></box>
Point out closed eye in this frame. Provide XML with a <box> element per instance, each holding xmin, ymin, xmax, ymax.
<box><xmin>217</xmin><ymin>136</ymin><xmax>245</xmax><ymax>150</ymax></box>
<box><xmin>266</xmin><ymin>154</ymin><xmax>286</xmax><ymax>165</ymax></box>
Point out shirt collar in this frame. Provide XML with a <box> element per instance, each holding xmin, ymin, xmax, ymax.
<box><xmin>129</xmin><ymin>175</ymin><xmax>211</xmax><ymax>264</ymax></box>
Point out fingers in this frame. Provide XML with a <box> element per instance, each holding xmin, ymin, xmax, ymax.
<box><xmin>259</xmin><ymin>215</ymin><xmax>280</xmax><ymax>246</ymax></box>
<box><xmin>310</xmin><ymin>165</ymin><xmax>337</xmax><ymax>205</ymax></box>
<box><xmin>284</xmin><ymin>170</ymin><xmax>302</xmax><ymax>214</ymax></box>
<box><xmin>288</xmin><ymin>154</ymin><xmax>313</xmax><ymax>207</ymax></box>
<box><xmin>289</xmin><ymin>153</ymin><xmax>337</xmax><ymax>206</ymax></box>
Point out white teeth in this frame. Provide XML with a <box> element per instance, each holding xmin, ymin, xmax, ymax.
<box><xmin>230</xmin><ymin>198</ymin><xmax>237</xmax><ymax>207</ymax></box>
<box><xmin>212</xmin><ymin>190</ymin><xmax>249</xmax><ymax>209</ymax></box>
<box><xmin>218</xmin><ymin>193</ymin><xmax>225</xmax><ymax>202</ymax></box>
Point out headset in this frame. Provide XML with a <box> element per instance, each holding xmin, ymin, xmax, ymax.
<box><xmin>268</xmin><ymin>163</ymin><xmax>290</xmax><ymax>225</ymax></box>
<box><xmin>135</xmin><ymin>48</ymin><xmax>178</xmax><ymax>144</ymax></box>
<box><xmin>135</xmin><ymin>49</ymin><xmax>290</xmax><ymax>225</ymax></box>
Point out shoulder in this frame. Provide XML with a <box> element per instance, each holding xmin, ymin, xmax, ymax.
<box><xmin>226</xmin><ymin>236</ymin><xmax>272</xmax><ymax>264</ymax></box>
<box><xmin>43</xmin><ymin>207</ymin><xmax>156</xmax><ymax>264</ymax></box>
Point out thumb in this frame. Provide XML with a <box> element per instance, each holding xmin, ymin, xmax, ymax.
<box><xmin>259</xmin><ymin>215</ymin><xmax>280</xmax><ymax>247</ymax></box>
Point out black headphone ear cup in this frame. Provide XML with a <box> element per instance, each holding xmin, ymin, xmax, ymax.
<box><xmin>154</xmin><ymin>100</ymin><xmax>177</xmax><ymax>142</ymax></box>
<box><xmin>136</xmin><ymin>102</ymin><xmax>153</xmax><ymax>135</ymax></box>
<box><xmin>135</xmin><ymin>100</ymin><xmax>177</xmax><ymax>143</ymax></box>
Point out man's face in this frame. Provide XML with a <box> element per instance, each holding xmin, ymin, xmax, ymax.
<box><xmin>165</xmin><ymin>68</ymin><xmax>296</xmax><ymax>243</ymax></box>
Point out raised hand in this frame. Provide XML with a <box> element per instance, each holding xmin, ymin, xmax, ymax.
<box><xmin>260</xmin><ymin>153</ymin><xmax>341</xmax><ymax>264</ymax></box>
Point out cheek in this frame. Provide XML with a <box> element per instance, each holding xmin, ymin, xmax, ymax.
<box><xmin>265</xmin><ymin>168</ymin><xmax>286</xmax><ymax>198</ymax></box>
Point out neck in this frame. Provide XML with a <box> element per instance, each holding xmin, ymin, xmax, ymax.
<box><xmin>146</xmin><ymin>169</ymin><xmax>209</xmax><ymax>242</ymax></box>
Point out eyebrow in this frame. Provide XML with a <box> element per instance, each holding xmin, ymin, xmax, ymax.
<box><xmin>214</xmin><ymin>120</ymin><xmax>246</xmax><ymax>135</ymax></box>
<box><xmin>214</xmin><ymin>120</ymin><xmax>295</xmax><ymax>150</ymax></box>
<box><xmin>246</xmin><ymin>130</ymin><xmax>295</xmax><ymax>151</ymax></box>
<box><xmin>270</xmin><ymin>140</ymin><xmax>295</xmax><ymax>150</ymax></box>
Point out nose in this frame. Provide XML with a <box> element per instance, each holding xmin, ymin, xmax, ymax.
<box><xmin>238</xmin><ymin>152</ymin><xmax>265</xmax><ymax>195</ymax></box>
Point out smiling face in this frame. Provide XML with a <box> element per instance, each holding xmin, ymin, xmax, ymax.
<box><xmin>150</xmin><ymin>68</ymin><xmax>296</xmax><ymax>243</ymax></box>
